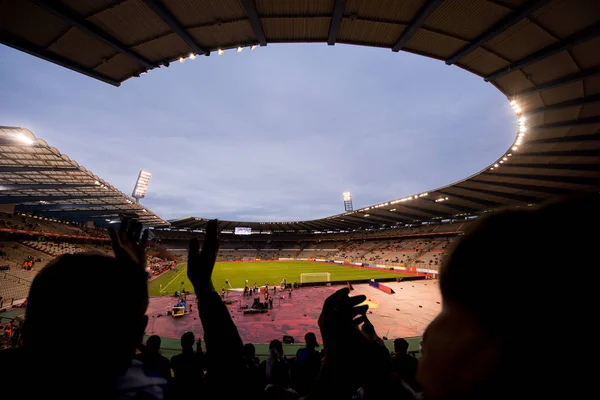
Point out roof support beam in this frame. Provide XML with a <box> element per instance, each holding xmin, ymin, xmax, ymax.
<box><xmin>401</xmin><ymin>205</ymin><xmax>447</xmax><ymax>218</ymax></box>
<box><xmin>454</xmin><ymin>185</ymin><xmax>538</xmax><ymax>203</ymax></box>
<box><xmin>485</xmin><ymin>21</ymin><xmax>600</xmax><ymax>81</ymax></box>
<box><xmin>485</xmin><ymin>172</ymin><xmax>600</xmax><ymax>186</ymax></box>
<box><xmin>39</xmin><ymin>209</ymin><xmax>143</xmax><ymax>218</ymax></box>
<box><xmin>422</xmin><ymin>198</ymin><xmax>478</xmax><ymax>214</ymax></box>
<box><xmin>0</xmin><ymin>166</ymin><xmax>77</xmax><ymax>173</ymax></box>
<box><xmin>382</xmin><ymin>209</ymin><xmax>423</xmax><ymax>221</ymax></box>
<box><xmin>515</xmin><ymin>66</ymin><xmax>600</xmax><ymax>96</ymax></box>
<box><xmin>31</xmin><ymin>0</ymin><xmax>155</xmax><ymax>69</ymax></box>
<box><xmin>529</xmin><ymin>116</ymin><xmax>600</xmax><ymax>130</ymax></box>
<box><xmin>446</xmin><ymin>0</ymin><xmax>550</xmax><ymax>65</ymax></box>
<box><xmin>143</xmin><ymin>0</ymin><xmax>208</xmax><ymax>55</ymax></box>
<box><xmin>327</xmin><ymin>0</ymin><xmax>346</xmax><ymax>45</ymax></box>
<box><xmin>526</xmin><ymin>94</ymin><xmax>600</xmax><ymax>116</ymax></box>
<box><xmin>0</xmin><ymin>184</ymin><xmax>94</xmax><ymax>191</ymax></box>
<box><xmin>512</xmin><ymin>149</ymin><xmax>600</xmax><ymax>157</ymax></box>
<box><xmin>437</xmin><ymin>190</ymin><xmax>500</xmax><ymax>207</ymax></box>
<box><xmin>392</xmin><ymin>0</ymin><xmax>443</xmax><ymax>52</ymax></box>
<box><xmin>468</xmin><ymin>179</ymin><xmax>575</xmax><ymax>195</ymax></box>
<box><xmin>242</xmin><ymin>0</ymin><xmax>267</xmax><ymax>46</ymax></box>
<box><xmin>17</xmin><ymin>203</ymin><xmax>132</xmax><ymax>212</ymax></box>
<box><xmin>500</xmin><ymin>163</ymin><xmax>600</xmax><ymax>172</ymax></box>
<box><xmin>0</xmin><ymin>194</ymin><xmax>121</xmax><ymax>204</ymax></box>
<box><xmin>527</xmin><ymin>132</ymin><xmax>600</xmax><ymax>145</ymax></box>
<box><xmin>0</xmin><ymin>29</ymin><xmax>120</xmax><ymax>86</ymax></box>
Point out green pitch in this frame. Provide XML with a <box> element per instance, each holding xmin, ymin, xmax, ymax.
<box><xmin>148</xmin><ymin>261</ymin><xmax>409</xmax><ymax>297</ymax></box>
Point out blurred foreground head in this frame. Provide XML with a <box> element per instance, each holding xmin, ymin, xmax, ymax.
<box><xmin>418</xmin><ymin>193</ymin><xmax>598</xmax><ymax>400</ymax></box>
<box><xmin>24</xmin><ymin>253</ymin><xmax>148</xmax><ymax>382</ymax></box>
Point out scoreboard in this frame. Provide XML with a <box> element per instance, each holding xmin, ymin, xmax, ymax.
<box><xmin>234</xmin><ymin>227</ymin><xmax>252</xmax><ymax>235</ymax></box>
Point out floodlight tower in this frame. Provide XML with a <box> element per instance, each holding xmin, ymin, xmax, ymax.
<box><xmin>343</xmin><ymin>192</ymin><xmax>353</xmax><ymax>212</ymax></box>
<box><xmin>132</xmin><ymin>170</ymin><xmax>152</xmax><ymax>203</ymax></box>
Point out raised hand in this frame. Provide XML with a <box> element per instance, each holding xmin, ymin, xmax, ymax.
<box><xmin>188</xmin><ymin>219</ymin><xmax>220</xmax><ymax>293</ymax></box>
<box><xmin>314</xmin><ymin>288</ymin><xmax>392</xmax><ymax>398</ymax></box>
<box><xmin>319</xmin><ymin>287</ymin><xmax>368</xmax><ymax>345</ymax></box>
<box><xmin>109</xmin><ymin>218</ymin><xmax>148</xmax><ymax>269</ymax></box>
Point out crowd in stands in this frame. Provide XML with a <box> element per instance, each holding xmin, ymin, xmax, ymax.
<box><xmin>0</xmin><ymin>194</ymin><xmax>594</xmax><ymax>400</ymax></box>
<box><xmin>164</xmin><ymin>236</ymin><xmax>454</xmax><ymax>270</ymax></box>
<box><xmin>148</xmin><ymin>259</ymin><xmax>177</xmax><ymax>276</ymax></box>
<box><xmin>0</xmin><ymin>317</ymin><xmax>23</xmax><ymax>349</ymax></box>
<box><xmin>0</xmin><ymin>211</ymin><xmax>108</xmax><ymax>238</ymax></box>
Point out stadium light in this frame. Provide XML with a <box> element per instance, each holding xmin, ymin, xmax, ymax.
<box><xmin>251</xmin><ymin>45</ymin><xmax>257</xmax><ymax>50</ymax></box>
<box><xmin>218</xmin><ymin>49</ymin><xmax>224</xmax><ymax>55</ymax></box>
<box><xmin>237</xmin><ymin>46</ymin><xmax>243</xmax><ymax>52</ymax></box>
<box><xmin>189</xmin><ymin>53</ymin><xmax>196</xmax><ymax>59</ymax></box>
<box><xmin>132</xmin><ymin>170</ymin><xmax>152</xmax><ymax>202</ymax></box>
<box><xmin>342</xmin><ymin>192</ymin><xmax>353</xmax><ymax>212</ymax></box>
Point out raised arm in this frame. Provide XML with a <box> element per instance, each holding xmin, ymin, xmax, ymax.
<box><xmin>187</xmin><ymin>220</ymin><xmax>244</xmax><ymax>383</ymax></box>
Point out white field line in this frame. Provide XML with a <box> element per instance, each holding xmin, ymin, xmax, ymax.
<box><xmin>159</xmin><ymin>265</ymin><xmax>187</xmax><ymax>293</ymax></box>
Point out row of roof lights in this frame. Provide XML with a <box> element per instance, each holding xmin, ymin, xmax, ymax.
<box><xmin>490</xmin><ymin>100</ymin><xmax>526</xmax><ymax>172</ymax></box>
<box><xmin>390</xmin><ymin>193</ymin><xmax>428</xmax><ymax>205</ymax></box>
<box><xmin>435</xmin><ymin>197</ymin><xmax>449</xmax><ymax>202</ymax></box>
<box><xmin>178</xmin><ymin>45</ymin><xmax>258</xmax><ymax>63</ymax></box>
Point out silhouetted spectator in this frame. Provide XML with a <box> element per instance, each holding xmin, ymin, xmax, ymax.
<box><xmin>136</xmin><ymin>335</ymin><xmax>171</xmax><ymax>381</ymax></box>
<box><xmin>170</xmin><ymin>331</ymin><xmax>205</xmax><ymax>398</ymax></box>
<box><xmin>391</xmin><ymin>338</ymin><xmax>420</xmax><ymax>392</ymax></box>
<box><xmin>0</xmin><ymin>220</ymin><xmax>167</xmax><ymax>399</ymax></box>
<box><xmin>417</xmin><ymin>194</ymin><xmax>599</xmax><ymax>400</ymax></box>
<box><xmin>293</xmin><ymin>332</ymin><xmax>321</xmax><ymax>396</ymax></box>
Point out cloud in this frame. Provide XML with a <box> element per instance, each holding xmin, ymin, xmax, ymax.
<box><xmin>0</xmin><ymin>44</ymin><xmax>513</xmax><ymax>222</ymax></box>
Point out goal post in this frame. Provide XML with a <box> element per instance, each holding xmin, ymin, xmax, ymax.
<box><xmin>300</xmin><ymin>272</ymin><xmax>331</xmax><ymax>284</ymax></box>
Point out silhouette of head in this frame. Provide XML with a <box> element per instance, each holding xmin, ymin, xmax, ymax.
<box><xmin>146</xmin><ymin>335</ymin><xmax>161</xmax><ymax>353</ymax></box>
<box><xmin>24</xmin><ymin>253</ymin><xmax>148</xmax><ymax>386</ymax></box>
<box><xmin>394</xmin><ymin>338</ymin><xmax>409</xmax><ymax>354</ymax></box>
<box><xmin>305</xmin><ymin>332</ymin><xmax>318</xmax><ymax>349</ymax></box>
<box><xmin>418</xmin><ymin>194</ymin><xmax>599</xmax><ymax>400</ymax></box>
<box><xmin>181</xmin><ymin>331</ymin><xmax>194</xmax><ymax>349</ymax></box>
<box><xmin>243</xmin><ymin>343</ymin><xmax>256</xmax><ymax>359</ymax></box>
<box><xmin>269</xmin><ymin>339</ymin><xmax>283</xmax><ymax>354</ymax></box>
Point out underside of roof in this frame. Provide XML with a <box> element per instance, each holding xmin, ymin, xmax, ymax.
<box><xmin>0</xmin><ymin>127</ymin><xmax>168</xmax><ymax>227</ymax></box>
<box><xmin>2</xmin><ymin>0</ymin><xmax>600</xmax><ymax>232</ymax></box>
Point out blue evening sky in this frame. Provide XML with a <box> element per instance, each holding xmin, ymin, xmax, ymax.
<box><xmin>0</xmin><ymin>43</ymin><xmax>515</xmax><ymax>222</ymax></box>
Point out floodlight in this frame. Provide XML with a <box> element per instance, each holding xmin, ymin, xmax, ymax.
<box><xmin>342</xmin><ymin>192</ymin><xmax>353</xmax><ymax>211</ymax></box>
<box><xmin>189</xmin><ymin>53</ymin><xmax>196</xmax><ymax>59</ymax></box>
<box><xmin>132</xmin><ymin>170</ymin><xmax>152</xmax><ymax>201</ymax></box>
<box><xmin>218</xmin><ymin>49</ymin><xmax>224</xmax><ymax>55</ymax></box>
<box><xmin>251</xmin><ymin>45</ymin><xmax>257</xmax><ymax>50</ymax></box>
<box><xmin>237</xmin><ymin>46</ymin><xmax>243</xmax><ymax>52</ymax></box>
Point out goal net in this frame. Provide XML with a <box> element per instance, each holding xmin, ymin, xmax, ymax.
<box><xmin>300</xmin><ymin>272</ymin><xmax>331</xmax><ymax>284</ymax></box>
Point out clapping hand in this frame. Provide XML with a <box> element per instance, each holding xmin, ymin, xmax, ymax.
<box><xmin>316</xmin><ymin>288</ymin><xmax>392</xmax><ymax>397</ymax></box>
<box><xmin>188</xmin><ymin>219</ymin><xmax>220</xmax><ymax>293</ymax></box>
<box><xmin>109</xmin><ymin>218</ymin><xmax>148</xmax><ymax>270</ymax></box>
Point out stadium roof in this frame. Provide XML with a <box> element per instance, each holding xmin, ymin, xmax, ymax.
<box><xmin>0</xmin><ymin>127</ymin><xmax>168</xmax><ymax>227</ymax></box>
<box><xmin>2</xmin><ymin>0</ymin><xmax>600</xmax><ymax>232</ymax></box>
